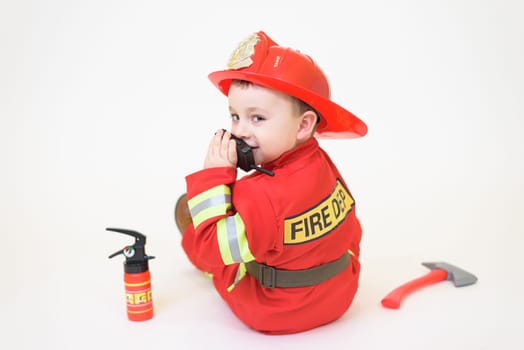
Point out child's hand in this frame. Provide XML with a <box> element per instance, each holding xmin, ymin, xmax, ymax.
<box><xmin>204</xmin><ymin>129</ymin><xmax>238</xmax><ymax>169</ymax></box>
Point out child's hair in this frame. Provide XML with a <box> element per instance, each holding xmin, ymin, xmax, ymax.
<box><xmin>231</xmin><ymin>79</ymin><xmax>321</xmax><ymax>124</ymax></box>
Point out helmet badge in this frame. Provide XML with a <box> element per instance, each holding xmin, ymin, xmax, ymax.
<box><xmin>227</xmin><ymin>33</ymin><xmax>260</xmax><ymax>70</ymax></box>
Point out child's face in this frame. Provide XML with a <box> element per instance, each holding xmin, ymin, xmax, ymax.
<box><xmin>228</xmin><ymin>82</ymin><xmax>305</xmax><ymax>166</ymax></box>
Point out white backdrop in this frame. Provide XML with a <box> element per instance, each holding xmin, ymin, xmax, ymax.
<box><xmin>2</xmin><ymin>0</ymin><xmax>523</xmax><ymax>349</ymax></box>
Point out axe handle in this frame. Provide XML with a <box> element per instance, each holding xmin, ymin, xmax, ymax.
<box><xmin>381</xmin><ymin>269</ymin><xmax>448</xmax><ymax>309</ymax></box>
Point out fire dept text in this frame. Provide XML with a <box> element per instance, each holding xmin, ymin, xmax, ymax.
<box><xmin>283</xmin><ymin>179</ymin><xmax>354</xmax><ymax>244</ymax></box>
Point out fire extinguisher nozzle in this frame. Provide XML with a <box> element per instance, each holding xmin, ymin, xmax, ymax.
<box><xmin>108</xmin><ymin>249</ymin><xmax>124</xmax><ymax>259</ymax></box>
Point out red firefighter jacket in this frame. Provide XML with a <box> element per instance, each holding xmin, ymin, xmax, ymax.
<box><xmin>181</xmin><ymin>137</ymin><xmax>362</xmax><ymax>334</ymax></box>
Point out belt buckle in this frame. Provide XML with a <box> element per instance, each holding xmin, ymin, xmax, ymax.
<box><xmin>258</xmin><ymin>264</ymin><xmax>277</xmax><ymax>288</ymax></box>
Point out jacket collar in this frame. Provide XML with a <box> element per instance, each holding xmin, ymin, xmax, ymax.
<box><xmin>263</xmin><ymin>137</ymin><xmax>319</xmax><ymax>171</ymax></box>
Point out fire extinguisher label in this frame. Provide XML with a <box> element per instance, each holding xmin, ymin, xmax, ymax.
<box><xmin>126</xmin><ymin>289</ymin><xmax>153</xmax><ymax>305</ymax></box>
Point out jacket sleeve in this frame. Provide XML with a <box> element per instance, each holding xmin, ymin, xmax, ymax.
<box><xmin>185</xmin><ymin>167</ymin><xmax>278</xmax><ymax>269</ymax></box>
<box><xmin>186</xmin><ymin>168</ymin><xmax>254</xmax><ymax>266</ymax></box>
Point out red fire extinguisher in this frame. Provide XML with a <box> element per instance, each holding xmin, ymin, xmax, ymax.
<box><xmin>107</xmin><ymin>227</ymin><xmax>155</xmax><ymax>321</ymax></box>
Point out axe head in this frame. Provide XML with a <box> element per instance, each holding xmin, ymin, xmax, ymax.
<box><xmin>422</xmin><ymin>262</ymin><xmax>478</xmax><ymax>287</ymax></box>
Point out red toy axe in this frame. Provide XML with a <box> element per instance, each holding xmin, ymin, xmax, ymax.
<box><xmin>381</xmin><ymin>262</ymin><xmax>478</xmax><ymax>309</ymax></box>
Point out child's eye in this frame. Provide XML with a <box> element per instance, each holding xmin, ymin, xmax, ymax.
<box><xmin>230</xmin><ymin>114</ymin><xmax>239</xmax><ymax>121</ymax></box>
<box><xmin>252</xmin><ymin>115</ymin><xmax>265</xmax><ymax>122</ymax></box>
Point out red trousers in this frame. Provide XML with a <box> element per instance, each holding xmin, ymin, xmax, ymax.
<box><xmin>181</xmin><ymin>225</ymin><xmax>360</xmax><ymax>334</ymax></box>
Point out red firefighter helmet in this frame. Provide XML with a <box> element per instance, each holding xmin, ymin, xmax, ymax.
<box><xmin>208</xmin><ymin>31</ymin><xmax>367</xmax><ymax>138</ymax></box>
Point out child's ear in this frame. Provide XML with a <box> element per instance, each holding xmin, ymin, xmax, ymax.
<box><xmin>297</xmin><ymin>111</ymin><xmax>318</xmax><ymax>140</ymax></box>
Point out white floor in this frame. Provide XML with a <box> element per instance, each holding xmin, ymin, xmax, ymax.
<box><xmin>3</xmin><ymin>1</ymin><xmax>524</xmax><ymax>349</ymax></box>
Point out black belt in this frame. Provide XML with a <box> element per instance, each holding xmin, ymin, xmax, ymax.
<box><xmin>245</xmin><ymin>251</ymin><xmax>350</xmax><ymax>288</ymax></box>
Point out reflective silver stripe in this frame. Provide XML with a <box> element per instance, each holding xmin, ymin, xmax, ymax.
<box><xmin>188</xmin><ymin>185</ymin><xmax>232</xmax><ymax>229</ymax></box>
<box><xmin>217</xmin><ymin>214</ymin><xmax>255</xmax><ymax>265</ymax></box>
<box><xmin>227</xmin><ymin>263</ymin><xmax>247</xmax><ymax>292</ymax></box>
<box><xmin>225</xmin><ymin>216</ymin><xmax>242</xmax><ymax>263</ymax></box>
<box><xmin>190</xmin><ymin>194</ymin><xmax>231</xmax><ymax>218</ymax></box>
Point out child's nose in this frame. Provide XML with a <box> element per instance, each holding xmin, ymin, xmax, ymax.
<box><xmin>232</xmin><ymin>122</ymin><xmax>250</xmax><ymax>139</ymax></box>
